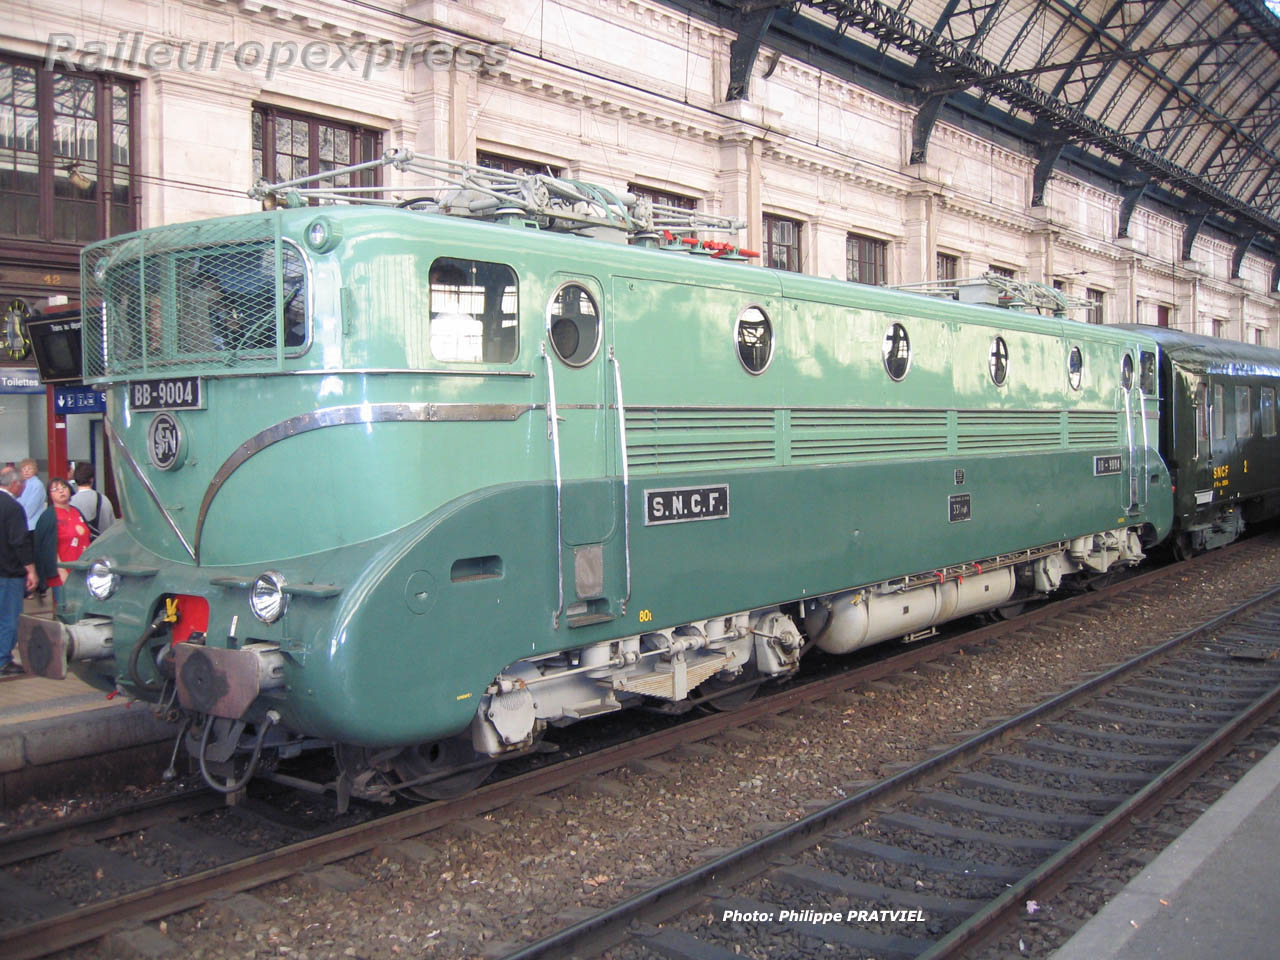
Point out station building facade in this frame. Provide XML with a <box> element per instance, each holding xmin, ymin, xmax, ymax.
<box><xmin>2</xmin><ymin>0</ymin><xmax>1278</xmax><ymax>465</ymax></box>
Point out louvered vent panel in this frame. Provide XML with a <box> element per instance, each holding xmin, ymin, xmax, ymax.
<box><xmin>956</xmin><ymin>410</ymin><xmax>1061</xmax><ymax>453</ymax></box>
<box><xmin>626</xmin><ymin>409</ymin><xmax>776</xmax><ymax>472</ymax></box>
<box><xmin>790</xmin><ymin>409</ymin><xmax>949</xmax><ymax>462</ymax></box>
<box><xmin>1066</xmin><ymin>410</ymin><xmax>1121</xmax><ymax>447</ymax></box>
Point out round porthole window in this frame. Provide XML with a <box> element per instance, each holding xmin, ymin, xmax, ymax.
<box><xmin>1068</xmin><ymin>346</ymin><xmax>1083</xmax><ymax>390</ymax></box>
<box><xmin>547</xmin><ymin>283</ymin><xmax>600</xmax><ymax>367</ymax></box>
<box><xmin>989</xmin><ymin>336</ymin><xmax>1009</xmax><ymax>386</ymax></box>
<box><xmin>883</xmin><ymin>322</ymin><xmax>911</xmax><ymax>381</ymax></box>
<box><xmin>1121</xmin><ymin>353</ymin><xmax>1134</xmax><ymax>390</ymax></box>
<box><xmin>735</xmin><ymin>306</ymin><xmax>773</xmax><ymax>375</ymax></box>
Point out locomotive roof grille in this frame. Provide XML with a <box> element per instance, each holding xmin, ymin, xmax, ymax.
<box><xmin>247</xmin><ymin>147</ymin><xmax>748</xmax><ymax>242</ymax></box>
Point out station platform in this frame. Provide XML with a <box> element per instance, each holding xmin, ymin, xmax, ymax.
<box><xmin>1052</xmin><ymin>738</ymin><xmax>1280</xmax><ymax>960</ymax></box>
<box><xmin>0</xmin><ymin>596</ymin><xmax>174</xmax><ymax>808</ymax></box>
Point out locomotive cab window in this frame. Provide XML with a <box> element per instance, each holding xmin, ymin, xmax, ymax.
<box><xmin>547</xmin><ymin>282</ymin><xmax>600</xmax><ymax>367</ymax></box>
<box><xmin>1262</xmin><ymin>387</ymin><xmax>1277</xmax><ymax>438</ymax></box>
<box><xmin>988</xmin><ymin>336</ymin><xmax>1008</xmax><ymax>386</ymax></box>
<box><xmin>735</xmin><ymin>306</ymin><xmax>773</xmax><ymax>374</ymax></box>
<box><xmin>1121</xmin><ymin>354</ymin><xmax>1134</xmax><ymax>391</ymax></box>
<box><xmin>429</xmin><ymin>258</ymin><xmax>518</xmax><ymax>364</ymax></box>
<box><xmin>1140</xmin><ymin>351</ymin><xmax>1156</xmax><ymax>395</ymax></box>
<box><xmin>1067</xmin><ymin>346</ymin><xmax>1083</xmax><ymax>390</ymax></box>
<box><xmin>883</xmin><ymin>322</ymin><xmax>911</xmax><ymax>381</ymax></box>
<box><xmin>111</xmin><ymin>240</ymin><xmax>310</xmax><ymax>365</ymax></box>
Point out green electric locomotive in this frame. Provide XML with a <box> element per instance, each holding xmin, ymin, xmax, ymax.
<box><xmin>18</xmin><ymin>152</ymin><xmax>1172</xmax><ymax>803</ymax></box>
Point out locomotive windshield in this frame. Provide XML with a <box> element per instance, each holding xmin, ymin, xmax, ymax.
<box><xmin>81</xmin><ymin>220</ymin><xmax>308</xmax><ymax>379</ymax></box>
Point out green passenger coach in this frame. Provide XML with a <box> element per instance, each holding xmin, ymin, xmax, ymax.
<box><xmin>18</xmin><ymin>153</ymin><xmax>1172</xmax><ymax>803</ymax></box>
<box><xmin>1118</xmin><ymin>325</ymin><xmax>1280</xmax><ymax>555</ymax></box>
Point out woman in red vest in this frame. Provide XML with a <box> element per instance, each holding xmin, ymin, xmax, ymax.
<box><xmin>33</xmin><ymin>477</ymin><xmax>91</xmax><ymax>612</ymax></box>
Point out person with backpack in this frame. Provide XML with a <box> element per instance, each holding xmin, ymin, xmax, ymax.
<box><xmin>34</xmin><ymin>477</ymin><xmax>91</xmax><ymax>612</ymax></box>
<box><xmin>70</xmin><ymin>462</ymin><xmax>116</xmax><ymax>538</ymax></box>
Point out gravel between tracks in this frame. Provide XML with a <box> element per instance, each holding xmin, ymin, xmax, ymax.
<box><xmin>19</xmin><ymin>537</ymin><xmax>1280</xmax><ymax>960</ymax></box>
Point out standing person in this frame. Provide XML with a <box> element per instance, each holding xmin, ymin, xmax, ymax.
<box><xmin>0</xmin><ymin>465</ymin><xmax>37</xmax><ymax>675</ymax></box>
<box><xmin>70</xmin><ymin>463</ymin><xmax>116</xmax><ymax>537</ymax></box>
<box><xmin>33</xmin><ymin>478</ymin><xmax>90</xmax><ymax>612</ymax></box>
<box><xmin>17</xmin><ymin>459</ymin><xmax>45</xmax><ymax>532</ymax></box>
<box><xmin>16</xmin><ymin>459</ymin><xmax>45</xmax><ymax>600</ymax></box>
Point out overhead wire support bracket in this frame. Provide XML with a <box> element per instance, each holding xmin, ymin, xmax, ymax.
<box><xmin>248</xmin><ymin>148</ymin><xmax>747</xmax><ymax>240</ymax></box>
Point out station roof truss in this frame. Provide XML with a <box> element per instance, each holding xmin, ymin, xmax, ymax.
<box><xmin>694</xmin><ymin>0</ymin><xmax>1280</xmax><ymax>266</ymax></box>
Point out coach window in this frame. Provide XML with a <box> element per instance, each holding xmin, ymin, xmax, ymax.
<box><xmin>547</xmin><ymin>282</ymin><xmax>600</xmax><ymax>367</ymax></box>
<box><xmin>429</xmin><ymin>258</ymin><xmax>519</xmax><ymax>363</ymax></box>
<box><xmin>1213</xmin><ymin>384</ymin><xmax>1226</xmax><ymax>440</ymax></box>
<box><xmin>735</xmin><ymin>306</ymin><xmax>773</xmax><ymax>374</ymax></box>
<box><xmin>1140</xmin><ymin>351</ymin><xmax>1157</xmax><ymax>395</ymax></box>
<box><xmin>883</xmin><ymin>322</ymin><xmax>911</xmax><ymax>381</ymax></box>
<box><xmin>1237</xmin><ymin>386</ymin><xmax>1253</xmax><ymax>438</ymax></box>
<box><xmin>1121</xmin><ymin>354</ymin><xmax>1134</xmax><ymax>390</ymax></box>
<box><xmin>988</xmin><ymin>336</ymin><xmax>1009</xmax><ymax>386</ymax></box>
<box><xmin>1067</xmin><ymin>346</ymin><xmax>1083</xmax><ymax>390</ymax></box>
<box><xmin>1262</xmin><ymin>387</ymin><xmax>1276</xmax><ymax>437</ymax></box>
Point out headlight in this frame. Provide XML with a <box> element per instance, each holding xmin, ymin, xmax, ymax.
<box><xmin>86</xmin><ymin>559</ymin><xmax>119</xmax><ymax>600</ymax></box>
<box><xmin>304</xmin><ymin>216</ymin><xmax>341</xmax><ymax>253</ymax></box>
<box><xmin>250</xmin><ymin>570</ymin><xmax>288</xmax><ymax>624</ymax></box>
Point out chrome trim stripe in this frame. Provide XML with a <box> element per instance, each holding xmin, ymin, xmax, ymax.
<box><xmin>103</xmin><ymin>416</ymin><xmax>197</xmax><ymax>561</ymax></box>
<box><xmin>543</xmin><ymin>345</ymin><xmax>565</xmax><ymax>629</ymax></box>
<box><xmin>609</xmin><ymin>348</ymin><xmax>631</xmax><ymax>612</ymax></box>
<box><xmin>89</xmin><ymin>367</ymin><xmax>536</xmax><ymax>387</ymax></box>
<box><xmin>193</xmin><ymin>401</ymin><xmax>536</xmax><ymax>563</ymax></box>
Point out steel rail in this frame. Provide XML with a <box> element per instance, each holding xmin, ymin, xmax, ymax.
<box><xmin>921</xmin><ymin>630</ymin><xmax>1280</xmax><ymax>956</ymax></box>
<box><xmin>0</xmin><ymin>539</ymin><xmax>1267</xmax><ymax>959</ymax></box>
<box><xmin>494</xmin><ymin>578</ymin><xmax>1280</xmax><ymax>960</ymax></box>
<box><xmin>0</xmin><ymin>789</ymin><xmax>220</xmax><ymax>869</ymax></box>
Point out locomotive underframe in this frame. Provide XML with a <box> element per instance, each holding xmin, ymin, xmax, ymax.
<box><xmin>462</xmin><ymin>526</ymin><xmax>1146</xmax><ymax>770</ymax></box>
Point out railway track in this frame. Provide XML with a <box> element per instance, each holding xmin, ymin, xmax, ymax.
<box><xmin>0</xmin><ymin>540</ymin><xmax>1271</xmax><ymax>959</ymax></box>
<box><xmin>494</xmin><ymin>583</ymin><xmax>1280</xmax><ymax>959</ymax></box>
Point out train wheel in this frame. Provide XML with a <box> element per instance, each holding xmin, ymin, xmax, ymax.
<box><xmin>693</xmin><ymin>666</ymin><xmax>763</xmax><ymax>712</ymax></box>
<box><xmin>993</xmin><ymin>601</ymin><xmax>1028</xmax><ymax>620</ymax></box>
<box><xmin>1172</xmin><ymin>533</ymin><xmax>1196</xmax><ymax>561</ymax></box>
<box><xmin>390</xmin><ymin>736</ymin><xmax>497</xmax><ymax>800</ymax></box>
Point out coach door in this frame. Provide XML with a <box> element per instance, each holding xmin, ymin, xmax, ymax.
<box><xmin>1191</xmin><ymin>376</ymin><xmax>1218</xmax><ymax>503</ymax></box>
<box><xmin>542</xmin><ymin>276</ymin><xmax>626</xmax><ymax>629</ymax></box>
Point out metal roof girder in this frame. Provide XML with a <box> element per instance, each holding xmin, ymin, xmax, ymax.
<box><xmin>1232</xmin><ymin>229</ymin><xmax>1259</xmax><ymax>278</ymax></box>
<box><xmin>725</xmin><ymin>1</ymin><xmax>786</xmax><ymax>102</ymax></box>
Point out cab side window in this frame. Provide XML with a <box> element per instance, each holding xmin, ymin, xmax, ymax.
<box><xmin>1140</xmin><ymin>351</ymin><xmax>1156</xmax><ymax>395</ymax></box>
<box><xmin>429</xmin><ymin>258</ymin><xmax>519</xmax><ymax>363</ymax></box>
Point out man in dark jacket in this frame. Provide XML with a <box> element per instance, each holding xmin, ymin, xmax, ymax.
<box><xmin>0</xmin><ymin>465</ymin><xmax>38</xmax><ymax>674</ymax></box>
